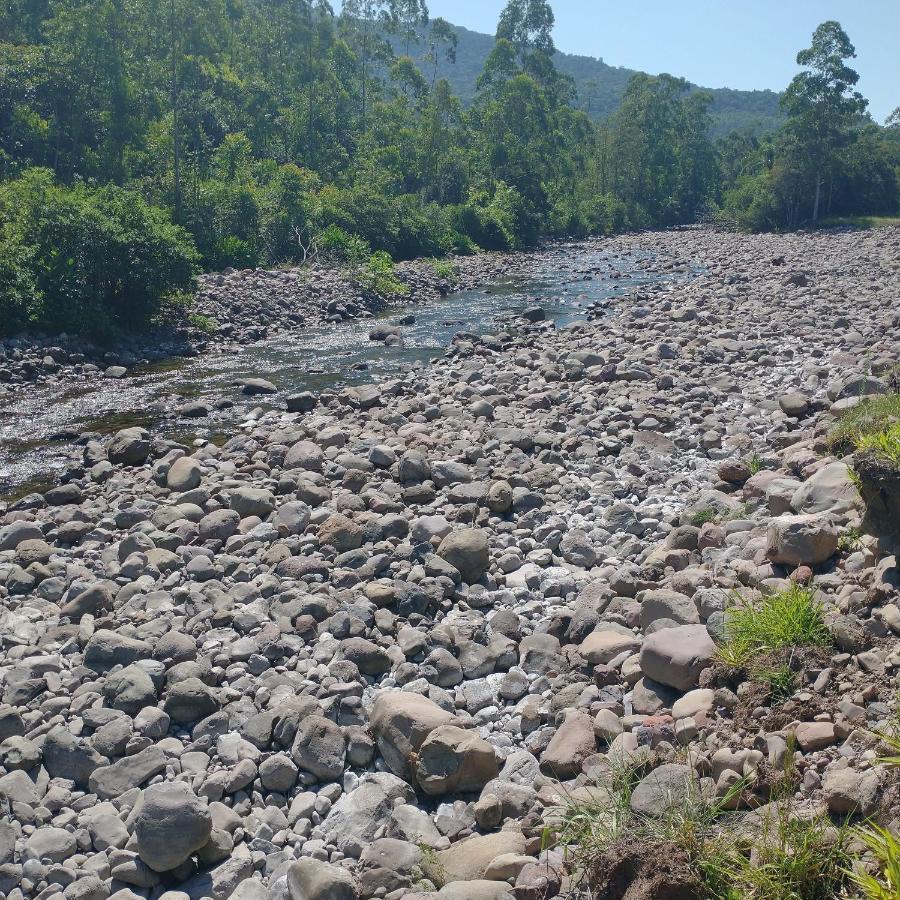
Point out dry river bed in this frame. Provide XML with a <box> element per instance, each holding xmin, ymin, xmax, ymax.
<box><xmin>0</xmin><ymin>225</ymin><xmax>897</xmax><ymax>900</ymax></box>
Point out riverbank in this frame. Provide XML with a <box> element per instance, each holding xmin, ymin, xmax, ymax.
<box><xmin>0</xmin><ymin>225</ymin><xmax>898</xmax><ymax>899</ymax></box>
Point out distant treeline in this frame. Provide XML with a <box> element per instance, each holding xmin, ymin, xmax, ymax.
<box><xmin>0</xmin><ymin>0</ymin><xmax>897</xmax><ymax>336</ymax></box>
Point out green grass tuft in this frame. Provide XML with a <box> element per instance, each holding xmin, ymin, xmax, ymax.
<box><xmin>856</xmin><ymin>422</ymin><xmax>900</xmax><ymax>466</ymax></box>
<box><xmin>847</xmin><ymin>825</ymin><xmax>900</xmax><ymax>900</ymax></box>
<box><xmin>828</xmin><ymin>393</ymin><xmax>900</xmax><ymax>457</ymax></box>
<box><xmin>718</xmin><ymin>584</ymin><xmax>831</xmax><ymax>668</ymax></box>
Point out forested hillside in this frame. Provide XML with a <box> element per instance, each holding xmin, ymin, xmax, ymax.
<box><xmin>402</xmin><ymin>23</ymin><xmax>784</xmax><ymax>137</ymax></box>
<box><xmin>0</xmin><ymin>0</ymin><xmax>897</xmax><ymax>338</ymax></box>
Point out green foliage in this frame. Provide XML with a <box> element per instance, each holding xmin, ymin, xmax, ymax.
<box><xmin>719</xmin><ymin>584</ymin><xmax>831</xmax><ymax>668</ymax></box>
<box><xmin>746</xmin><ymin>452</ymin><xmax>766</xmax><ymax>475</ymax></box>
<box><xmin>856</xmin><ymin>422</ymin><xmax>900</xmax><ymax>466</ymax></box>
<box><xmin>0</xmin><ymin>2</ymin><xmax>895</xmax><ymax>334</ymax></box>
<box><xmin>429</xmin><ymin>258</ymin><xmax>456</xmax><ymax>279</ymax></box>
<box><xmin>720</xmin><ymin>22</ymin><xmax>899</xmax><ymax>231</ymax></box>
<box><xmin>716</xmin><ymin>808</ymin><xmax>853</xmax><ymax>900</ymax></box>
<box><xmin>0</xmin><ymin>170</ymin><xmax>198</xmax><ymax>337</ymax></box>
<box><xmin>361</xmin><ymin>250</ymin><xmax>410</xmax><ymax>296</ymax></box>
<box><xmin>838</xmin><ymin>525</ymin><xmax>863</xmax><ymax>553</ymax></box>
<box><xmin>827</xmin><ymin>393</ymin><xmax>900</xmax><ymax>456</ymax></box>
<box><xmin>688</xmin><ymin>507</ymin><xmax>720</xmax><ymax>527</ymax></box>
<box><xmin>848</xmin><ymin>825</ymin><xmax>900</xmax><ymax>900</ymax></box>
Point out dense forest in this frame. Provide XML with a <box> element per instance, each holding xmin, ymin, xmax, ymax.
<box><xmin>0</xmin><ymin>0</ymin><xmax>898</xmax><ymax>337</ymax></box>
<box><xmin>400</xmin><ymin>22</ymin><xmax>785</xmax><ymax>137</ymax></box>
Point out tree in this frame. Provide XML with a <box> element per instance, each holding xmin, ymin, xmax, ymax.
<box><xmin>496</xmin><ymin>0</ymin><xmax>555</xmax><ymax>60</ymax></box>
<box><xmin>781</xmin><ymin>21</ymin><xmax>867</xmax><ymax>221</ymax></box>
<box><xmin>425</xmin><ymin>17</ymin><xmax>457</xmax><ymax>88</ymax></box>
<box><xmin>339</xmin><ymin>0</ymin><xmax>394</xmax><ymax>135</ymax></box>
<box><xmin>389</xmin><ymin>0</ymin><xmax>429</xmax><ymax>56</ymax></box>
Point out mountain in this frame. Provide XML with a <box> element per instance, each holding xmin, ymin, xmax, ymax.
<box><xmin>399</xmin><ymin>23</ymin><xmax>784</xmax><ymax>138</ymax></box>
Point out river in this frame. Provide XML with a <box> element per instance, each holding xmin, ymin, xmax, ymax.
<box><xmin>0</xmin><ymin>241</ymin><xmax>693</xmax><ymax>499</ymax></box>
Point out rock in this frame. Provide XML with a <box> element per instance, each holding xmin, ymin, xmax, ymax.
<box><xmin>791</xmin><ymin>463</ymin><xmax>859</xmax><ymax>515</ymax></box>
<box><xmin>291</xmin><ymin>715</ymin><xmax>346</xmax><ymax>782</ymax></box>
<box><xmin>822</xmin><ymin>766</ymin><xmax>880</xmax><ymax>817</ymax></box>
<box><xmin>630</xmin><ymin>763</ymin><xmax>703</xmax><ymax>817</ymax></box>
<box><xmin>107</xmin><ymin>427</ymin><xmax>151</xmax><ymax>465</ymax></box>
<box><xmin>415</xmin><ymin>725</ymin><xmax>499</xmax><ymax>795</ymax></box>
<box><xmin>540</xmin><ymin>710</ymin><xmax>596</xmax><ymax>779</ymax></box>
<box><xmin>286</xmin><ymin>392</ymin><xmax>317</xmax><ymax>413</ymax></box>
<box><xmin>437</xmin><ymin>529</ymin><xmax>490</xmax><ymax>583</ymax></box>
<box><xmin>779</xmin><ymin>392</ymin><xmax>811</xmax><ymax>418</ymax></box>
<box><xmin>287</xmin><ymin>858</ymin><xmax>358</xmax><ymax>900</ymax></box>
<box><xmin>371</xmin><ymin>691</ymin><xmax>456</xmax><ymax>780</ymax></box>
<box><xmin>164</xmin><ymin>678</ymin><xmax>219</xmax><ymax>723</ymax></box>
<box><xmin>240</xmin><ymin>377</ymin><xmax>278</xmax><ymax>395</ymax></box>
<box><xmin>323</xmin><ymin>773</ymin><xmax>414</xmax><ymax>856</ymax></box>
<box><xmin>103</xmin><ymin>664</ymin><xmax>157</xmax><ymax>715</ymax></box>
<box><xmin>229</xmin><ymin>486</ymin><xmax>275</xmax><ymax>519</ymax></box>
<box><xmin>639</xmin><ymin>625</ymin><xmax>716</xmax><ymax>691</ymax></box>
<box><xmin>89</xmin><ymin>746</ymin><xmax>167</xmax><ymax>799</ymax></box>
<box><xmin>766</xmin><ymin>515</ymin><xmax>839</xmax><ymax>566</ymax></box>
<box><xmin>0</xmin><ymin>520</ymin><xmax>43</xmax><ymax>550</ymax></box>
<box><xmin>318</xmin><ymin>513</ymin><xmax>363</xmax><ymax>552</ymax></box>
<box><xmin>167</xmin><ymin>456</ymin><xmax>203</xmax><ymax>491</ymax></box>
<box><xmin>425</xmin><ymin>831</ymin><xmax>526</xmax><ymax>884</ymax></box>
<box><xmin>437</xmin><ymin>882</ymin><xmax>515</xmax><ymax>900</ymax></box>
<box><xmin>84</xmin><ymin>630</ymin><xmax>151</xmax><ymax>672</ymax></box>
<box><xmin>25</xmin><ymin>826</ymin><xmax>76</xmax><ymax>862</ymax></box>
<box><xmin>59</xmin><ymin>582</ymin><xmax>113</xmax><ymax>620</ymax></box>
<box><xmin>42</xmin><ymin>725</ymin><xmax>108</xmax><ymax>787</ymax></box>
<box><xmin>579</xmin><ymin>629</ymin><xmax>641</xmax><ymax>665</ymax></box>
<box><xmin>794</xmin><ymin>722</ymin><xmax>837</xmax><ymax>751</ymax></box>
<box><xmin>135</xmin><ymin>782</ymin><xmax>212</xmax><ymax>872</ymax></box>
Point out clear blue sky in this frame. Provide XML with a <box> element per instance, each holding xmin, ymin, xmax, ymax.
<box><xmin>398</xmin><ymin>0</ymin><xmax>899</xmax><ymax>122</ymax></box>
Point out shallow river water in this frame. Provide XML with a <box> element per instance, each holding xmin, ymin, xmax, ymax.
<box><xmin>0</xmin><ymin>242</ymin><xmax>691</xmax><ymax>498</ymax></box>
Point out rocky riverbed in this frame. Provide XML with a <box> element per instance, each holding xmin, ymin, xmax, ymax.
<box><xmin>0</xmin><ymin>225</ymin><xmax>898</xmax><ymax>900</ymax></box>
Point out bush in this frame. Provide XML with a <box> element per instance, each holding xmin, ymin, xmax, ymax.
<box><xmin>0</xmin><ymin>169</ymin><xmax>198</xmax><ymax>337</ymax></box>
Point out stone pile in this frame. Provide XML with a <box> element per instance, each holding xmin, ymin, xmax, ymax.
<box><xmin>0</xmin><ymin>225</ymin><xmax>898</xmax><ymax>900</ymax></box>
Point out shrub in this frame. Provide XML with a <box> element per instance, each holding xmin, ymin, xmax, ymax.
<box><xmin>0</xmin><ymin>169</ymin><xmax>198</xmax><ymax>337</ymax></box>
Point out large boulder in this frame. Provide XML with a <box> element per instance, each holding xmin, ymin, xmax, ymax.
<box><xmin>42</xmin><ymin>726</ymin><xmax>107</xmax><ymax>788</ymax></box>
<box><xmin>630</xmin><ymin>763</ymin><xmax>705</xmax><ymax>817</ymax></box>
<box><xmin>107</xmin><ymin>427</ymin><xmax>150</xmax><ymax>465</ymax></box>
<box><xmin>287</xmin><ymin>857</ymin><xmax>358</xmax><ymax>900</ymax></box>
<box><xmin>766</xmin><ymin>514</ymin><xmax>839</xmax><ymax>566</ymax></box>
<box><xmin>424</xmin><ymin>831</ymin><xmax>526</xmax><ymax>885</ymax></box>
<box><xmin>437</xmin><ymin>529</ymin><xmax>490</xmax><ymax>583</ymax></box>
<box><xmin>539</xmin><ymin>710</ymin><xmax>596</xmax><ymax>779</ymax></box>
<box><xmin>321</xmin><ymin>773</ymin><xmax>414</xmax><ymax>857</ymax></box>
<box><xmin>134</xmin><ymin>782</ymin><xmax>212</xmax><ymax>872</ymax></box>
<box><xmin>791</xmin><ymin>463</ymin><xmax>860</xmax><ymax>516</ymax></box>
<box><xmin>639</xmin><ymin>625</ymin><xmax>716</xmax><ymax>692</ymax></box>
<box><xmin>164</xmin><ymin>677</ymin><xmax>220</xmax><ymax>723</ymax></box>
<box><xmin>370</xmin><ymin>691</ymin><xmax>456</xmax><ymax>780</ymax></box>
<box><xmin>318</xmin><ymin>514</ymin><xmax>363</xmax><ymax>552</ymax></box>
<box><xmin>291</xmin><ymin>715</ymin><xmax>346</xmax><ymax>782</ymax></box>
<box><xmin>167</xmin><ymin>456</ymin><xmax>203</xmax><ymax>491</ymax></box>
<box><xmin>59</xmin><ymin>583</ymin><xmax>113</xmax><ymax>621</ymax></box>
<box><xmin>415</xmin><ymin>725</ymin><xmax>498</xmax><ymax>796</ymax></box>
<box><xmin>229</xmin><ymin>486</ymin><xmax>276</xmax><ymax>519</ymax></box>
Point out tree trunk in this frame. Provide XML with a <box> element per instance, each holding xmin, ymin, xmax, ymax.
<box><xmin>812</xmin><ymin>171</ymin><xmax>822</xmax><ymax>223</ymax></box>
<box><xmin>170</xmin><ymin>0</ymin><xmax>181</xmax><ymax>221</ymax></box>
